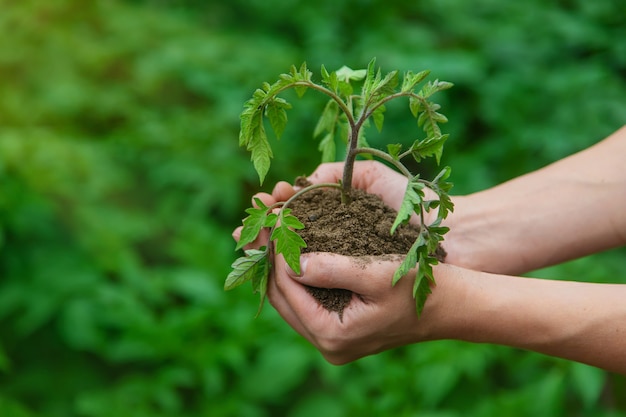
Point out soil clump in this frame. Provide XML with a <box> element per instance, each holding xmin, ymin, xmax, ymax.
<box><xmin>288</xmin><ymin>186</ymin><xmax>446</xmax><ymax>320</ymax></box>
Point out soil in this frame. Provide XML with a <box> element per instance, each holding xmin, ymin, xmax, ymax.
<box><xmin>288</xmin><ymin>183</ymin><xmax>446</xmax><ymax>320</ymax></box>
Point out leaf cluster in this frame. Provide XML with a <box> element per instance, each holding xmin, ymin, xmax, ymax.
<box><xmin>229</xmin><ymin>59</ymin><xmax>454</xmax><ymax>316</ymax></box>
<box><xmin>225</xmin><ymin>198</ymin><xmax>306</xmax><ymax>315</ymax></box>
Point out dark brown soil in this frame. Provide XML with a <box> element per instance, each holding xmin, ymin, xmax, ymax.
<box><xmin>288</xmin><ymin>185</ymin><xmax>446</xmax><ymax>320</ymax></box>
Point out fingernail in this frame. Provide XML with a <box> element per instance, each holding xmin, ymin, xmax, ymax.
<box><xmin>288</xmin><ymin>256</ymin><xmax>307</xmax><ymax>278</ymax></box>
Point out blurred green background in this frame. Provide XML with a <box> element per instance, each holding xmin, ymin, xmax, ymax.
<box><xmin>1</xmin><ymin>0</ymin><xmax>625</xmax><ymax>415</ymax></box>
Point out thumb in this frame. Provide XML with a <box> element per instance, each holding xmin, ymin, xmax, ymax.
<box><xmin>286</xmin><ymin>252</ymin><xmax>401</xmax><ymax>295</ymax></box>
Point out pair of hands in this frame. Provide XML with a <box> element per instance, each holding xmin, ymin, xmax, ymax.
<box><xmin>233</xmin><ymin>161</ymin><xmax>447</xmax><ymax>364</ymax></box>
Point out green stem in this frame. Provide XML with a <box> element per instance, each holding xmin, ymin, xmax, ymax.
<box><xmin>341</xmin><ymin>126</ymin><xmax>360</xmax><ymax>204</ymax></box>
<box><xmin>353</xmin><ymin>147</ymin><xmax>412</xmax><ymax>178</ymax></box>
<box><xmin>286</xmin><ymin>81</ymin><xmax>356</xmax><ymax>127</ymax></box>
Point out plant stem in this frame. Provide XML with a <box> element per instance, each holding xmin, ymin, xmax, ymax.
<box><xmin>353</xmin><ymin>147</ymin><xmax>413</xmax><ymax>178</ymax></box>
<box><xmin>341</xmin><ymin>127</ymin><xmax>359</xmax><ymax>204</ymax></box>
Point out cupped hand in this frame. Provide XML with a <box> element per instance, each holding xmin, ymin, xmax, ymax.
<box><xmin>271</xmin><ymin>160</ymin><xmax>411</xmax><ymax>214</ymax></box>
<box><xmin>268</xmin><ymin>252</ymin><xmax>442</xmax><ymax>364</ymax></box>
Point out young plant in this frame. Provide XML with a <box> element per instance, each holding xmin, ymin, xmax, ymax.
<box><xmin>225</xmin><ymin>58</ymin><xmax>453</xmax><ymax>316</ymax></box>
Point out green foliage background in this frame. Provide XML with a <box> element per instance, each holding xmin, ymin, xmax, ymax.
<box><xmin>1</xmin><ymin>0</ymin><xmax>625</xmax><ymax>415</ymax></box>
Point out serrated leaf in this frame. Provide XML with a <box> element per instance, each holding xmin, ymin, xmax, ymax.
<box><xmin>414</xmin><ymin>252</ymin><xmax>436</xmax><ymax>316</ymax></box>
<box><xmin>391</xmin><ymin>179</ymin><xmax>424</xmax><ymax>234</ymax></box>
<box><xmin>294</xmin><ymin>85</ymin><xmax>308</xmax><ymax>98</ymax></box>
<box><xmin>314</xmin><ymin>100</ymin><xmax>339</xmax><ymax>138</ymax></box>
<box><xmin>371</xmin><ymin>70</ymin><xmax>398</xmax><ymax>100</ymax></box>
<box><xmin>265</xmin><ymin>212</ymin><xmax>278</xmax><ymax>227</ymax></box>
<box><xmin>361</xmin><ymin>58</ymin><xmax>377</xmax><ymax>96</ymax></box>
<box><xmin>387</xmin><ymin>143</ymin><xmax>402</xmax><ymax>160</ymax></box>
<box><xmin>337</xmin><ymin>79</ymin><xmax>353</xmax><ymax>97</ymax></box>
<box><xmin>271</xmin><ymin>210</ymin><xmax>307</xmax><ymax>275</ymax></box>
<box><xmin>392</xmin><ymin>233</ymin><xmax>425</xmax><ymax>286</ymax></box>
<box><xmin>437</xmin><ymin>193</ymin><xmax>454</xmax><ymax>220</ymax></box>
<box><xmin>266</xmin><ymin>99</ymin><xmax>291</xmax><ymax>139</ymax></box>
<box><xmin>433</xmin><ymin>165</ymin><xmax>452</xmax><ymax>187</ymax></box>
<box><xmin>409</xmin><ymin>96</ymin><xmax>423</xmax><ymax>118</ymax></box>
<box><xmin>236</xmin><ymin>198</ymin><xmax>271</xmax><ymax>251</ymax></box>
<box><xmin>336</xmin><ymin>65</ymin><xmax>367</xmax><ymax>82</ymax></box>
<box><xmin>280</xmin><ymin>209</ymin><xmax>305</xmax><ymax>229</ymax></box>
<box><xmin>321</xmin><ymin>64</ymin><xmax>338</xmax><ymax>92</ymax></box>
<box><xmin>372</xmin><ymin>104</ymin><xmax>386</xmax><ymax>132</ymax></box>
<box><xmin>247</xmin><ymin>122</ymin><xmax>273</xmax><ymax>184</ymax></box>
<box><xmin>225</xmin><ymin>249</ymin><xmax>268</xmax><ymax>290</ymax></box>
<box><xmin>318</xmin><ymin>132</ymin><xmax>336</xmax><ymax>163</ymax></box>
<box><xmin>417</xmin><ymin>108</ymin><xmax>442</xmax><ymax>138</ymax></box>
<box><xmin>251</xmin><ymin>256</ymin><xmax>270</xmax><ymax>317</ymax></box>
<box><xmin>410</xmin><ymin>134</ymin><xmax>449</xmax><ymax>164</ymax></box>
<box><xmin>402</xmin><ymin>69</ymin><xmax>430</xmax><ymax>92</ymax></box>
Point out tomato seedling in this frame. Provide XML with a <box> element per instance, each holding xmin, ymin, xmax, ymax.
<box><xmin>225</xmin><ymin>58</ymin><xmax>453</xmax><ymax>316</ymax></box>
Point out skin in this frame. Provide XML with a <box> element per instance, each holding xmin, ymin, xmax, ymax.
<box><xmin>233</xmin><ymin>125</ymin><xmax>626</xmax><ymax>374</ymax></box>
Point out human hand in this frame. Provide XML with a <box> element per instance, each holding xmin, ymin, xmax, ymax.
<box><xmin>270</xmin><ymin>160</ymin><xmax>412</xmax><ymax>215</ymax></box>
<box><xmin>268</xmin><ymin>252</ymin><xmax>444</xmax><ymax>364</ymax></box>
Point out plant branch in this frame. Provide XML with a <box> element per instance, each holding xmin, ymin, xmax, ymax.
<box><xmin>284</xmin><ymin>81</ymin><xmax>356</xmax><ymax>127</ymax></box>
<box><xmin>353</xmin><ymin>147</ymin><xmax>412</xmax><ymax>178</ymax></box>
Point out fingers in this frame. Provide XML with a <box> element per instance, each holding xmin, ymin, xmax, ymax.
<box><xmin>285</xmin><ymin>252</ymin><xmax>403</xmax><ymax>296</ymax></box>
<box><xmin>268</xmin><ymin>254</ymin><xmax>340</xmax><ymax>346</ymax></box>
<box><xmin>269</xmin><ymin>252</ymin><xmax>421</xmax><ymax>364</ymax></box>
<box><xmin>272</xmin><ymin>181</ymin><xmax>297</xmax><ymax>201</ymax></box>
<box><xmin>252</xmin><ymin>192</ymin><xmax>276</xmax><ymax>208</ymax></box>
<box><xmin>307</xmin><ymin>162</ymin><xmax>345</xmax><ymax>184</ymax></box>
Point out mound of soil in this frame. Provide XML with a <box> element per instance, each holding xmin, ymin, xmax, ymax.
<box><xmin>288</xmin><ymin>185</ymin><xmax>446</xmax><ymax>320</ymax></box>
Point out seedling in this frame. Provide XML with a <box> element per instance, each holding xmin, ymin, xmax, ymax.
<box><xmin>225</xmin><ymin>59</ymin><xmax>453</xmax><ymax>316</ymax></box>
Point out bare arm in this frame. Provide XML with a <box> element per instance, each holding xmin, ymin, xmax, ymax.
<box><xmin>446</xmin><ymin>125</ymin><xmax>626</xmax><ymax>274</ymax></box>
<box><xmin>234</xmin><ymin>126</ymin><xmax>626</xmax><ymax>373</ymax></box>
<box><xmin>295</xmin><ymin>126</ymin><xmax>626</xmax><ymax>275</ymax></box>
<box><xmin>269</xmin><ymin>253</ymin><xmax>626</xmax><ymax>374</ymax></box>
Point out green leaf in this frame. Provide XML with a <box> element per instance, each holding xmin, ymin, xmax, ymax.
<box><xmin>414</xmin><ymin>252</ymin><xmax>436</xmax><ymax>316</ymax></box>
<box><xmin>391</xmin><ymin>178</ymin><xmax>424</xmax><ymax>234</ymax></box>
<box><xmin>413</xmin><ymin>80</ymin><xmax>453</xmax><ymax>140</ymax></box>
<box><xmin>431</xmin><ymin>166</ymin><xmax>454</xmax><ymax>220</ymax></box>
<box><xmin>402</xmin><ymin>69</ymin><xmax>430</xmax><ymax>92</ymax></box>
<box><xmin>336</xmin><ymin>65</ymin><xmax>367</xmax><ymax>82</ymax></box>
<box><xmin>271</xmin><ymin>209</ymin><xmax>307</xmax><ymax>275</ymax></box>
<box><xmin>318</xmin><ymin>132</ymin><xmax>336</xmax><ymax>163</ymax></box>
<box><xmin>409</xmin><ymin>134</ymin><xmax>449</xmax><ymax>164</ymax></box>
<box><xmin>266</xmin><ymin>98</ymin><xmax>291</xmax><ymax>139</ymax></box>
<box><xmin>417</xmin><ymin>105</ymin><xmax>442</xmax><ymax>138</ymax></box>
<box><xmin>248</xmin><ymin>124</ymin><xmax>273</xmax><ymax>185</ymax></box>
<box><xmin>392</xmin><ymin>233</ymin><xmax>424</xmax><ymax>286</ymax></box>
<box><xmin>371</xmin><ymin>70</ymin><xmax>398</xmax><ymax>101</ymax></box>
<box><xmin>372</xmin><ymin>104</ymin><xmax>386</xmax><ymax>132</ymax></box>
<box><xmin>320</xmin><ymin>64</ymin><xmax>338</xmax><ymax>92</ymax></box>
<box><xmin>387</xmin><ymin>143</ymin><xmax>402</xmax><ymax>160</ymax></box>
<box><xmin>437</xmin><ymin>194</ymin><xmax>454</xmax><ymax>220</ymax></box>
<box><xmin>361</xmin><ymin>58</ymin><xmax>378</xmax><ymax>98</ymax></box>
<box><xmin>409</xmin><ymin>96</ymin><xmax>423</xmax><ymax>118</ymax></box>
<box><xmin>251</xmin><ymin>256</ymin><xmax>271</xmax><ymax>317</ymax></box>
<box><xmin>224</xmin><ymin>249</ymin><xmax>268</xmax><ymax>291</ymax></box>
<box><xmin>235</xmin><ymin>198</ymin><xmax>276</xmax><ymax>251</ymax></box>
<box><xmin>314</xmin><ymin>100</ymin><xmax>339</xmax><ymax>138</ymax></box>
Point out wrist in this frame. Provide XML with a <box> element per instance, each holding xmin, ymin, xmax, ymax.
<box><xmin>413</xmin><ymin>264</ymin><xmax>473</xmax><ymax>342</ymax></box>
<box><xmin>439</xmin><ymin>195</ymin><xmax>494</xmax><ymax>272</ymax></box>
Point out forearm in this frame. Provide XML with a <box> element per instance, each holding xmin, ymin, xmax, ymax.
<box><xmin>426</xmin><ymin>264</ymin><xmax>626</xmax><ymax>374</ymax></box>
<box><xmin>444</xmin><ymin>126</ymin><xmax>626</xmax><ymax>275</ymax></box>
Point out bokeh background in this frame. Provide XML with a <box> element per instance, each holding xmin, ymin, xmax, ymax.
<box><xmin>1</xmin><ymin>0</ymin><xmax>625</xmax><ymax>415</ymax></box>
